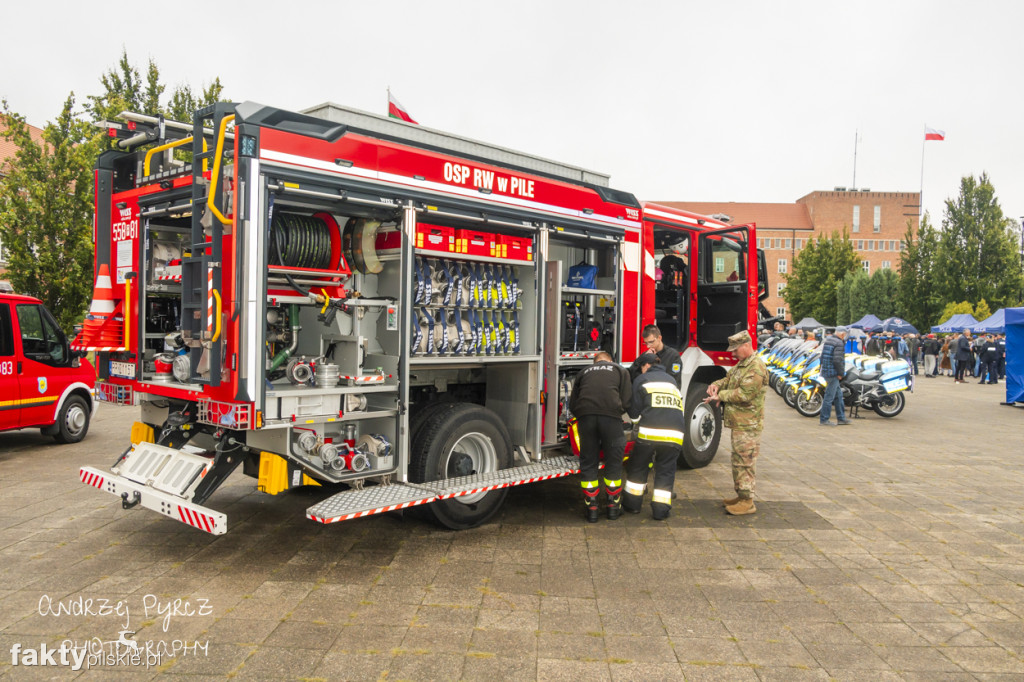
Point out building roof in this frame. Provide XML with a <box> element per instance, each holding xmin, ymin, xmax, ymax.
<box><xmin>650</xmin><ymin>201</ymin><xmax>814</xmax><ymax>231</ymax></box>
<box><xmin>0</xmin><ymin>120</ymin><xmax>45</xmax><ymax>174</ymax></box>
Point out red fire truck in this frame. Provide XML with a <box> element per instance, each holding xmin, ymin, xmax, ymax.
<box><xmin>77</xmin><ymin>101</ymin><xmax>767</xmax><ymax>534</ymax></box>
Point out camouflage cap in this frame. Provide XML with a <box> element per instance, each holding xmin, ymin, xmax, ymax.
<box><xmin>727</xmin><ymin>330</ymin><xmax>752</xmax><ymax>351</ymax></box>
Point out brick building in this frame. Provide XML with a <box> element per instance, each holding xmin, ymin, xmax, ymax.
<box><xmin>659</xmin><ymin>189</ymin><xmax>920</xmax><ymax>320</ymax></box>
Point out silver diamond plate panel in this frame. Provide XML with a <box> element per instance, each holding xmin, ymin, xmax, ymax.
<box><xmin>307</xmin><ymin>483</ymin><xmax>435</xmax><ymax>520</ymax></box>
<box><xmin>421</xmin><ymin>455</ymin><xmax>580</xmax><ymax>495</ymax></box>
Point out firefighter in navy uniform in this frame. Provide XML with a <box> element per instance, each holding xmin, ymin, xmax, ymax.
<box><xmin>622</xmin><ymin>353</ymin><xmax>685</xmax><ymax>520</ymax></box>
<box><xmin>630</xmin><ymin>324</ymin><xmax>682</xmax><ymax>387</ymax></box>
<box><xmin>569</xmin><ymin>351</ymin><xmax>632</xmax><ymax>522</ymax></box>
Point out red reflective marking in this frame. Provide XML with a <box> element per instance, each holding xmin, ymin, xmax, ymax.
<box><xmin>199</xmin><ymin>513</ymin><xmax>213</xmax><ymax>533</ymax></box>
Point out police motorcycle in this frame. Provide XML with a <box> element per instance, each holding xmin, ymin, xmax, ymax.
<box><xmin>783</xmin><ymin>350</ymin><xmax>822</xmax><ymax>409</ymax></box>
<box><xmin>771</xmin><ymin>339</ymin><xmax>818</xmax><ymax>396</ymax></box>
<box><xmin>764</xmin><ymin>338</ymin><xmax>800</xmax><ymax>392</ymax></box>
<box><xmin>795</xmin><ymin>354</ymin><xmax>911</xmax><ymax>418</ymax></box>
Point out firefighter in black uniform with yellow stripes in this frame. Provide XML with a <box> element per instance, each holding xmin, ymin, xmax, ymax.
<box><xmin>569</xmin><ymin>351</ymin><xmax>632</xmax><ymax>523</ymax></box>
<box><xmin>622</xmin><ymin>352</ymin><xmax>685</xmax><ymax>520</ymax></box>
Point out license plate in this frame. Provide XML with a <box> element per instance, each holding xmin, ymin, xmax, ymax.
<box><xmin>110</xmin><ymin>361</ymin><xmax>136</xmax><ymax>379</ymax></box>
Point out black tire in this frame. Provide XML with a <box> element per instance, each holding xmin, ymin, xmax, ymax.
<box><xmin>679</xmin><ymin>384</ymin><xmax>722</xmax><ymax>469</ymax></box>
<box><xmin>409</xmin><ymin>403</ymin><xmax>513</xmax><ymax>529</ymax></box>
<box><xmin>783</xmin><ymin>383</ymin><xmax>799</xmax><ymax>408</ymax></box>
<box><xmin>774</xmin><ymin>374</ymin><xmax>788</xmax><ymax>396</ymax></box>
<box><xmin>872</xmin><ymin>392</ymin><xmax>905</xmax><ymax>418</ymax></box>
<box><xmin>53</xmin><ymin>395</ymin><xmax>90</xmax><ymax>444</ymax></box>
<box><xmin>795</xmin><ymin>389</ymin><xmax>823</xmax><ymax>418</ymax></box>
<box><xmin>768</xmin><ymin>373</ymin><xmax>778</xmax><ymax>391</ymax></box>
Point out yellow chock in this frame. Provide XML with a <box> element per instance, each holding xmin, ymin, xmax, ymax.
<box><xmin>130</xmin><ymin>422</ymin><xmax>154</xmax><ymax>445</ymax></box>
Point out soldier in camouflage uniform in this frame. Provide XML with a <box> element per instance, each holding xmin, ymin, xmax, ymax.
<box><xmin>705</xmin><ymin>330</ymin><xmax>769</xmax><ymax>516</ymax></box>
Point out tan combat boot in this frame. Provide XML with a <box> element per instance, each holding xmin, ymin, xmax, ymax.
<box><xmin>725</xmin><ymin>498</ymin><xmax>757</xmax><ymax>515</ymax></box>
<box><xmin>722</xmin><ymin>495</ymin><xmax>742</xmax><ymax>507</ymax></box>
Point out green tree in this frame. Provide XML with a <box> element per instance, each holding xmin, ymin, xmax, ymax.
<box><xmin>935</xmin><ymin>173</ymin><xmax>1023</xmax><ymax>309</ymax></box>
<box><xmin>866</xmin><ymin>268</ymin><xmax>899</xmax><ymax>318</ymax></box>
<box><xmin>898</xmin><ymin>214</ymin><xmax>944</xmax><ymax>331</ymax></box>
<box><xmin>938</xmin><ymin>301</ymin><xmax>976</xmax><ymax>326</ymax></box>
<box><xmin>165</xmin><ymin>79</ymin><xmax>225</xmax><ymax>123</ymax></box>
<box><xmin>0</xmin><ymin>96</ymin><xmax>96</xmax><ymax>331</ymax></box>
<box><xmin>847</xmin><ymin>269</ymin><xmax>871</xmax><ymax>323</ymax></box>
<box><xmin>86</xmin><ymin>49</ymin><xmax>164</xmax><ymax>122</ymax></box>
<box><xmin>836</xmin><ymin>271</ymin><xmax>853</xmax><ymax>324</ymax></box>
<box><xmin>973</xmin><ymin>299</ymin><xmax>992</xmax><ymax>322</ymax></box>
<box><xmin>783</xmin><ymin>230</ymin><xmax>860</xmax><ymax>324</ymax></box>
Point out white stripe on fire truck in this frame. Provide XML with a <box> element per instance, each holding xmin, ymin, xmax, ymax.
<box><xmin>258</xmin><ymin>149</ymin><xmax>642</xmax><ymax>231</ymax></box>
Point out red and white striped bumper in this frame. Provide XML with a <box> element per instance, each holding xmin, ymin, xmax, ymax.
<box><xmin>79</xmin><ymin>466</ymin><xmax>227</xmax><ymax>535</ymax></box>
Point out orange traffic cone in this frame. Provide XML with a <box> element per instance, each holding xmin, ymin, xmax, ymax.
<box><xmin>73</xmin><ymin>264</ymin><xmax>118</xmax><ymax>349</ymax></box>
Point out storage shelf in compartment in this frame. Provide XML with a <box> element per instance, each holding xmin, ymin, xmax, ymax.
<box><xmin>410</xmin><ymin>354</ymin><xmax>540</xmax><ymax>365</ymax></box>
<box><xmin>557</xmin><ymin>357</ymin><xmax>596</xmax><ymax>366</ymax></box>
<box><xmin>266</xmin><ymin>383</ymin><xmax>397</xmax><ymax>397</ymax></box>
<box><xmin>415</xmin><ymin>248</ymin><xmax>534</xmax><ymax>267</ymax></box>
<box><xmin>561</xmin><ymin>287</ymin><xmax>616</xmax><ymax>297</ymax></box>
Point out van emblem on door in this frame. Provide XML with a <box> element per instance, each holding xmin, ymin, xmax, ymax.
<box><xmin>38</xmin><ymin>377</ymin><xmax>47</xmax><ymax>394</ymax></box>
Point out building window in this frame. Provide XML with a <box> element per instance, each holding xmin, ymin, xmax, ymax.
<box><xmin>857</xmin><ymin>239</ymin><xmax>863</xmax><ymax>250</ymax></box>
<box><xmin>778</xmin><ymin>258</ymin><xmax>787</xmax><ymax>274</ymax></box>
<box><xmin>900</xmin><ymin>240</ymin><xmax>906</xmax><ymax>251</ymax></box>
<box><xmin>777</xmin><ymin>283</ymin><xmax>785</xmax><ymax>296</ymax></box>
<box><xmin>861</xmin><ymin>260</ymin><xmax>870</xmax><ymax>273</ymax></box>
<box><xmin>865</xmin><ymin>241</ymin><xmax>872</xmax><ymax>251</ymax></box>
<box><xmin>776</xmin><ymin>306</ymin><xmax>787</xmax><ymax>317</ymax></box>
<box><xmin>784</xmin><ymin>239</ymin><xmax>791</xmax><ymax>249</ymax></box>
<box><xmin>715</xmin><ymin>257</ymin><xmax>725</xmax><ymax>273</ymax></box>
<box><xmin>873</xmin><ymin>205</ymin><xmax>881</xmax><ymax>232</ymax></box>
<box><xmin>795</xmin><ymin>239</ymin><xmax>802</xmax><ymax>250</ymax></box>
<box><xmin>853</xmin><ymin>205</ymin><xmax>860</xmax><ymax>232</ymax></box>
<box><xmin>881</xmin><ymin>260</ymin><xmax>891</xmax><ymax>269</ymax></box>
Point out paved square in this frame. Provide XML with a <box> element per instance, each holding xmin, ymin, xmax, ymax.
<box><xmin>1</xmin><ymin>375</ymin><xmax>1022</xmax><ymax>679</ymax></box>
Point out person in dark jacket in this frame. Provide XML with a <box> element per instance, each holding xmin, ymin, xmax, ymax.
<box><xmin>978</xmin><ymin>335</ymin><xmax>1001</xmax><ymax>384</ymax></box>
<box><xmin>865</xmin><ymin>332</ymin><xmax>881</xmax><ymax>356</ymax></box>
<box><xmin>629</xmin><ymin>324</ymin><xmax>682</xmax><ymax>387</ymax></box>
<box><xmin>954</xmin><ymin>329</ymin><xmax>973</xmax><ymax>383</ymax></box>
<box><xmin>922</xmin><ymin>334</ymin><xmax>940</xmax><ymax>377</ymax></box>
<box><xmin>907</xmin><ymin>334</ymin><xmax>921</xmax><ymax>375</ymax></box>
<box><xmin>622</xmin><ymin>353</ymin><xmax>684</xmax><ymax>521</ymax></box>
<box><xmin>569</xmin><ymin>351</ymin><xmax>632</xmax><ymax>522</ymax></box>
<box><xmin>819</xmin><ymin>327</ymin><xmax>851</xmax><ymax>426</ymax></box>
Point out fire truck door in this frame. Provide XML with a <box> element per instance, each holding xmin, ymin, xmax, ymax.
<box><xmin>0</xmin><ymin>302</ymin><xmax>20</xmax><ymax>430</ymax></box>
<box><xmin>12</xmin><ymin>302</ymin><xmax>65</xmax><ymax>428</ymax></box>
<box><xmin>696</xmin><ymin>227</ymin><xmax>751</xmax><ymax>349</ymax></box>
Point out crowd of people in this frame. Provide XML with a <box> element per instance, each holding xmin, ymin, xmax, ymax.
<box><xmin>761</xmin><ymin>323</ymin><xmax>1008</xmax><ymax>385</ymax></box>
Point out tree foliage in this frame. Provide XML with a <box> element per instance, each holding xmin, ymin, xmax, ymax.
<box><xmin>782</xmin><ymin>230</ymin><xmax>860</xmax><ymax>324</ymax></box>
<box><xmin>973</xmin><ymin>298</ymin><xmax>992</xmax><ymax>322</ymax></box>
<box><xmin>0</xmin><ymin>96</ymin><xmax>96</xmax><ymax>331</ymax></box>
<box><xmin>897</xmin><ymin>215</ymin><xmax>944</xmax><ymax>332</ymax></box>
<box><xmin>866</xmin><ymin>268</ymin><xmax>898</xmax><ymax>318</ymax></box>
<box><xmin>937</xmin><ymin>301</ymin><xmax>976</xmax><ymax>325</ymax></box>
<box><xmin>1</xmin><ymin>51</ymin><xmax>225</xmax><ymax>331</ymax></box>
<box><xmin>935</xmin><ymin>173</ymin><xmax>1023</xmax><ymax>309</ymax></box>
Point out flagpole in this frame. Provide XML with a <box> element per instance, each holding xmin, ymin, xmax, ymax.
<box><xmin>919</xmin><ymin>125</ymin><xmax>926</xmax><ymax>220</ymax></box>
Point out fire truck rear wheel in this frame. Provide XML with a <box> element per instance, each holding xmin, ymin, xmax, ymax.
<box><xmin>410</xmin><ymin>403</ymin><xmax>512</xmax><ymax>530</ymax></box>
<box><xmin>53</xmin><ymin>395</ymin><xmax>90</xmax><ymax>444</ymax></box>
<box><xmin>679</xmin><ymin>384</ymin><xmax>721</xmax><ymax>469</ymax></box>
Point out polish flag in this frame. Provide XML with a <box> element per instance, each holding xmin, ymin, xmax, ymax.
<box><xmin>924</xmin><ymin>127</ymin><xmax>945</xmax><ymax>141</ymax></box>
<box><xmin>388</xmin><ymin>92</ymin><xmax>418</xmax><ymax>124</ymax></box>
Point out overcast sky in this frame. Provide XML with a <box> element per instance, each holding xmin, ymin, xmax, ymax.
<box><xmin>4</xmin><ymin>1</ymin><xmax>1023</xmax><ymax>231</ymax></box>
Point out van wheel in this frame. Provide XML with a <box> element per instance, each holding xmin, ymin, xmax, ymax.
<box><xmin>53</xmin><ymin>396</ymin><xmax>90</xmax><ymax>444</ymax></box>
<box><xmin>679</xmin><ymin>384</ymin><xmax>721</xmax><ymax>469</ymax></box>
<box><xmin>409</xmin><ymin>403</ymin><xmax>513</xmax><ymax>529</ymax></box>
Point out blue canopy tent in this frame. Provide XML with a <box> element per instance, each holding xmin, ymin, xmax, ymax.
<box><xmin>931</xmin><ymin>313</ymin><xmax>979</xmax><ymax>334</ymax></box>
<box><xmin>868</xmin><ymin>317</ymin><xmax>919</xmax><ymax>335</ymax></box>
<box><xmin>849</xmin><ymin>314</ymin><xmax>883</xmax><ymax>330</ymax></box>
<box><xmin>973</xmin><ymin>308</ymin><xmax>1006</xmax><ymax>334</ymax></box>
<box><xmin>1006</xmin><ymin>308</ymin><xmax>1024</xmax><ymax>404</ymax></box>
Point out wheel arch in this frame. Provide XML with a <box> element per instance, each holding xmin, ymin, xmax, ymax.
<box><xmin>49</xmin><ymin>382</ymin><xmax>96</xmax><ymax>423</ymax></box>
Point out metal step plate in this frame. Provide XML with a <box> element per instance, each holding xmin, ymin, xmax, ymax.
<box><xmin>307</xmin><ymin>483</ymin><xmax>437</xmax><ymax>524</ymax></box>
<box><xmin>113</xmin><ymin>442</ymin><xmax>211</xmax><ymax>499</ymax></box>
<box><xmin>423</xmin><ymin>455</ymin><xmax>580</xmax><ymax>500</ymax></box>
<box><xmin>306</xmin><ymin>455</ymin><xmax>581</xmax><ymax>525</ymax></box>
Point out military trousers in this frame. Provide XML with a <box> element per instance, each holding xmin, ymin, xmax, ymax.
<box><xmin>730</xmin><ymin>427</ymin><xmax>762</xmax><ymax>500</ymax></box>
<box><xmin>623</xmin><ymin>440</ymin><xmax>679</xmax><ymax>518</ymax></box>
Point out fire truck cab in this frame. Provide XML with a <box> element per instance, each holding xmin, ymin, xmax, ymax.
<box><xmin>77</xmin><ymin>101</ymin><xmax>761</xmax><ymax>534</ymax></box>
<box><xmin>0</xmin><ymin>292</ymin><xmax>96</xmax><ymax>443</ymax></box>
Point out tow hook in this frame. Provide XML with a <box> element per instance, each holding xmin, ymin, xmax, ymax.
<box><xmin>121</xmin><ymin>491</ymin><xmax>141</xmax><ymax>509</ymax></box>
